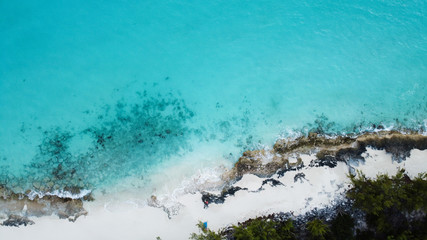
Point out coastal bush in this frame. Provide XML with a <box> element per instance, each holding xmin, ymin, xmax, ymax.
<box><xmin>306</xmin><ymin>219</ymin><xmax>330</xmax><ymax>240</ymax></box>
<box><xmin>233</xmin><ymin>218</ymin><xmax>296</xmax><ymax>240</ymax></box>
<box><xmin>233</xmin><ymin>218</ymin><xmax>280</xmax><ymax>240</ymax></box>
<box><xmin>189</xmin><ymin>221</ymin><xmax>223</xmax><ymax>240</ymax></box>
<box><xmin>190</xmin><ymin>218</ymin><xmax>296</xmax><ymax>240</ymax></box>
<box><xmin>189</xmin><ymin>170</ymin><xmax>427</xmax><ymax>240</ymax></box>
<box><xmin>330</xmin><ymin>213</ymin><xmax>354</xmax><ymax>240</ymax></box>
<box><xmin>277</xmin><ymin>220</ymin><xmax>297</xmax><ymax>240</ymax></box>
<box><xmin>348</xmin><ymin>169</ymin><xmax>427</xmax><ymax>239</ymax></box>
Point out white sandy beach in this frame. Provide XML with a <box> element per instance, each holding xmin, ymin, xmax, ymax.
<box><xmin>0</xmin><ymin>149</ymin><xmax>425</xmax><ymax>240</ymax></box>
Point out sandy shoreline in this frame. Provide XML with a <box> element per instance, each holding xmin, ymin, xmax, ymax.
<box><xmin>1</xmin><ymin>148</ymin><xmax>425</xmax><ymax>240</ymax></box>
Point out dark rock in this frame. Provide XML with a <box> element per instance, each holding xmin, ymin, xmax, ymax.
<box><xmin>310</xmin><ymin>156</ymin><xmax>338</xmax><ymax>168</ymax></box>
<box><xmin>294</xmin><ymin>173</ymin><xmax>306</xmax><ymax>183</ymax></box>
<box><xmin>202</xmin><ymin>186</ymin><xmax>247</xmax><ymax>208</ymax></box>
<box><xmin>1</xmin><ymin>215</ymin><xmax>34</xmax><ymax>227</ymax></box>
<box><xmin>314</xmin><ymin>133</ymin><xmax>427</xmax><ymax>164</ymax></box>
<box><xmin>201</xmin><ymin>193</ymin><xmax>225</xmax><ymax>207</ymax></box>
<box><xmin>261</xmin><ymin>178</ymin><xmax>283</xmax><ymax>187</ymax></box>
<box><xmin>277</xmin><ymin>158</ymin><xmax>304</xmax><ymax>177</ymax></box>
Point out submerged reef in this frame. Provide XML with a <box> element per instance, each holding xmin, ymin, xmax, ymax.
<box><xmin>0</xmin><ymin>92</ymin><xmax>196</xmax><ymax>226</ymax></box>
<box><xmin>224</xmin><ymin>130</ymin><xmax>427</xmax><ymax>180</ymax></box>
<box><xmin>0</xmin><ymin>92</ymin><xmax>196</xmax><ymax>193</ymax></box>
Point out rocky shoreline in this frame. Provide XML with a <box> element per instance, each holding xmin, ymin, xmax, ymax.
<box><xmin>1</xmin><ymin>130</ymin><xmax>426</xmax><ymax>229</ymax></box>
<box><xmin>224</xmin><ymin>130</ymin><xmax>427</xmax><ymax>180</ymax></box>
<box><xmin>198</xmin><ymin>130</ymin><xmax>427</xmax><ymax>208</ymax></box>
<box><xmin>0</xmin><ymin>185</ymin><xmax>92</xmax><ymax>226</ymax></box>
<box><xmin>186</xmin><ymin>130</ymin><xmax>427</xmax><ymax>239</ymax></box>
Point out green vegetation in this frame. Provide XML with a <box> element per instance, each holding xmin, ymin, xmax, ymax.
<box><xmin>190</xmin><ymin>219</ymin><xmax>296</xmax><ymax>240</ymax></box>
<box><xmin>330</xmin><ymin>212</ymin><xmax>354</xmax><ymax>240</ymax></box>
<box><xmin>348</xmin><ymin>170</ymin><xmax>427</xmax><ymax>216</ymax></box>
<box><xmin>348</xmin><ymin>169</ymin><xmax>427</xmax><ymax>239</ymax></box>
<box><xmin>233</xmin><ymin>219</ymin><xmax>296</xmax><ymax>240</ymax></box>
<box><xmin>189</xmin><ymin>169</ymin><xmax>427</xmax><ymax>240</ymax></box>
<box><xmin>306</xmin><ymin>219</ymin><xmax>330</xmax><ymax>240</ymax></box>
<box><xmin>277</xmin><ymin>220</ymin><xmax>297</xmax><ymax>240</ymax></box>
<box><xmin>189</xmin><ymin>221</ymin><xmax>223</xmax><ymax>240</ymax></box>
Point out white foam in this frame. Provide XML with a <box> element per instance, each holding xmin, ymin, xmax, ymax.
<box><xmin>27</xmin><ymin>189</ymin><xmax>92</xmax><ymax>200</ymax></box>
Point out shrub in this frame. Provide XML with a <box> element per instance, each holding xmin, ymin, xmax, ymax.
<box><xmin>189</xmin><ymin>221</ymin><xmax>223</xmax><ymax>240</ymax></box>
<box><xmin>277</xmin><ymin>220</ymin><xmax>297</xmax><ymax>240</ymax></box>
<box><xmin>233</xmin><ymin>218</ymin><xmax>280</xmax><ymax>240</ymax></box>
<box><xmin>347</xmin><ymin>169</ymin><xmax>427</xmax><ymax>238</ymax></box>
<box><xmin>306</xmin><ymin>219</ymin><xmax>330</xmax><ymax>240</ymax></box>
<box><xmin>330</xmin><ymin>213</ymin><xmax>354</xmax><ymax>240</ymax></box>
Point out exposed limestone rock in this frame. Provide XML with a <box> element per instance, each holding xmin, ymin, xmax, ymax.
<box><xmin>223</xmin><ymin>150</ymin><xmax>289</xmax><ymax>179</ymax></box>
<box><xmin>0</xmin><ymin>185</ymin><xmax>90</xmax><ymax>226</ymax></box>
<box><xmin>315</xmin><ymin>132</ymin><xmax>427</xmax><ymax>163</ymax></box>
<box><xmin>224</xmin><ymin>131</ymin><xmax>427</xmax><ymax>181</ymax></box>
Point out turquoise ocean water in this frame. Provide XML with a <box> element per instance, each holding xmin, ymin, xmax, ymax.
<box><xmin>1</xmin><ymin>0</ymin><xmax>426</xmax><ymax>195</ymax></box>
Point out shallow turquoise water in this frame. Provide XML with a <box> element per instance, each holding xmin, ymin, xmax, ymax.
<box><xmin>0</xmin><ymin>0</ymin><xmax>426</xmax><ymax>193</ymax></box>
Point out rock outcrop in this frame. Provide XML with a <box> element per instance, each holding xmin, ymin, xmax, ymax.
<box><xmin>224</xmin><ymin>131</ymin><xmax>427</xmax><ymax>180</ymax></box>
<box><xmin>0</xmin><ymin>185</ymin><xmax>90</xmax><ymax>225</ymax></box>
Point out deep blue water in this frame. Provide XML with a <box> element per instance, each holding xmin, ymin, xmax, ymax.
<box><xmin>1</xmin><ymin>0</ymin><xmax>426</xmax><ymax>194</ymax></box>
